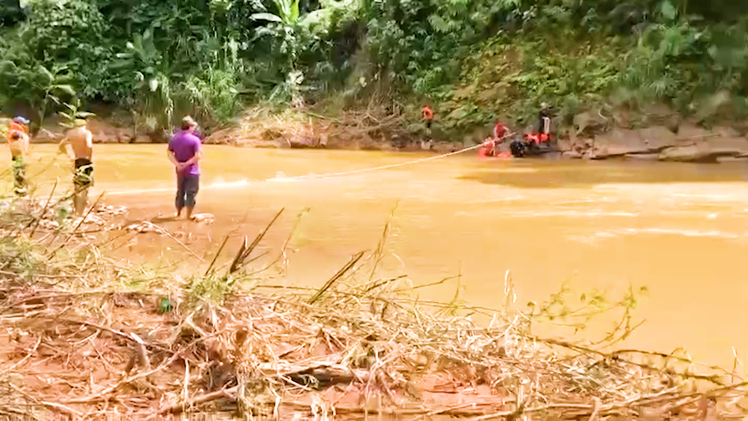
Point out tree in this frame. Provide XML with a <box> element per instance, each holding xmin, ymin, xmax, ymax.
<box><xmin>0</xmin><ymin>0</ymin><xmax>24</xmax><ymax>27</ymax></box>
<box><xmin>251</xmin><ymin>0</ymin><xmax>308</xmax><ymax>106</ymax></box>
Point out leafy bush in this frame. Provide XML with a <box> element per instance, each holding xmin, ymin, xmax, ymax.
<box><xmin>0</xmin><ymin>0</ymin><xmax>747</xmax><ymax>134</ymax></box>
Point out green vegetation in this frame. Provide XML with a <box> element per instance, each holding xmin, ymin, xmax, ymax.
<box><xmin>1</xmin><ymin>0</ymin><xmax>747</xmax><ymax>137</ymax></box>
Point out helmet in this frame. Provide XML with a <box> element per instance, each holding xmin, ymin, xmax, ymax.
<box><xmin>13</xmin><ymin>116</ymin><xmax>30</xmax><ymax>125</ymax></box>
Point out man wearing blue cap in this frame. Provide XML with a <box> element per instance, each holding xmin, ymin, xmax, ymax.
<box><xmin>7</xmin><ymin>117</ymin><xmax>30</xmax><ymax>196</ymax></box>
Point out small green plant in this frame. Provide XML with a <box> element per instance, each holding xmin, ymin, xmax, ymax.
<box><xmin>185</xmin><ymin>273</ymin><xmax>238</xmax><ymax>305</ymax></box>
<box><xmin>55</xmin><ymin>203</ymin><xmax>69</xmax><ymax>227</ymax></box>
<box><xmin>157</xmin><ymin>296</ymin><xmax>173</xmax><ymax>314</ymax></box>
<box><xmin>0</xmin><ymin>236</ymin><xmax>44</xmax><ymax>280</ymax></box>
<box><xmin>525</xmin><ymin>283</ymin><xmax>649</xmax><ymax>344</ymax></box>
<box><xmin>36</xmin><ymin>65</ymin><xmax>77</xmax><ymax>128</ymax></box>
<box><xmin>56</xmin><ymin>98</ymin><xmax>95</xmax><ymax>130</ymax></box>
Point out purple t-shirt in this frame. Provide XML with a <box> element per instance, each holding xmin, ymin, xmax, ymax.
<box><xmin>168</xmin><ymin>130</ymin><xmax>201</xmax><ymax>176</ymax></box>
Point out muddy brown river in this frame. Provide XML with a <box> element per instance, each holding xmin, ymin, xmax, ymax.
<box><xmin>13</xmin><ymin>144</ymin><xmax>748</xmax><ymax>368</ymax></box>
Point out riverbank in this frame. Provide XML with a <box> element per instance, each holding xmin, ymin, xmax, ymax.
<box><xmin>13</xmin><ymin>144</ymin><xmax>748</xmax><ymax>370</ymax></box>
<box><xmin>0</xmin><ymin>196</ymin><xmax>747</xmax><ymax>419</ymax></box>
<box><xmin>6</xmin><ymin>107</ymin><xmax>748</xmax><ymax>163</ymax></box>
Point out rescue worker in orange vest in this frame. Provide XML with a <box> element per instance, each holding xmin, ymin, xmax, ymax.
<box><xmin>421</xmin><ymin>105</ymin><xmax>434</xmax><ymax>150</ymax></box>
<box><xmin>479</xmin><ymin>120</ymin><xmax>510</xmax><ymax>158</ymax></box>
<box><xmin>494</xmin><ymin>121</ymin><xmax>508</xmax><ymax>142</ymax></box>
<box><xmin>7</xmin><ymin>116</ymin><xmax>30</xmax><ymax>196</ymax></box>
<box><xmin>422</xmin><ymin>106</ymin><xmax>434</xmax><ymax>132</ymax></box>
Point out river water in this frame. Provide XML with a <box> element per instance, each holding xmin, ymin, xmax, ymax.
<box><xmin>15</xmin><ymin>144</ymin><xmax>748</xmax><ymax>368</ymax></box>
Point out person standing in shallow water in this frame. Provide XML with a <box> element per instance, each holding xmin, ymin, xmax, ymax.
<box><xmin>168</xmin><ymin>116</ymin><xmax>202</xmax><ymax>220</ymax></box>
<box><xmin>7</xmin><ymin>116</ymin><xmax>30</xmax><ymax>196</ymax></box>
<box><xmin>58</xmin><ymin>118</ymin><xmax>94</xmax><ymax>215</ymax></box>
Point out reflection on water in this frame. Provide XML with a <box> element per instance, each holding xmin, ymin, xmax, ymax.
<box><xmin>12</xmin><ymin>144</ymin><xmax>748</xmax><ymax>367</ymax></box>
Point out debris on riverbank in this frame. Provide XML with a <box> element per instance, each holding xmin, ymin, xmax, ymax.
<box><xmin>8</xmin><ymin>107</ymin><xmax>748</xmax><ymax>163</ymax></box>
<box><xmin>0</xmin><ymin>197</ymin><xmax>127</xmax><ymax>232</ymax></box>
<box><xmin>204</xmin><ymin>106</ymin><xmax>423</xmax><ymax>151</ymax></box>
<box><xmin>1</xmin><ymin>195</ymin><xmax>214</xmax><ymax>236</ymax></box>
<box><xmin>0</xmin><ymin>198</ymin><xmax>746</xmax><ymax>420</ymax></box>
<box><xmin>205</xmin><ymin>108</ymin><xmax>748</xmax><ymax>162</ymax></box>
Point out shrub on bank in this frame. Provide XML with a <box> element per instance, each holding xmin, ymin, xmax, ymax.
<box><xmin>2</xmin><ymin>0</ymin><xmax>748</xmax><ymax>138</ymax></box>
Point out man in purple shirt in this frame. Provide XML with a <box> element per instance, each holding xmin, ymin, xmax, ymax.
<box><xmin>168</xmin><ymin>116</ymin><xmax>202</xmax><ymax>220</ymax></box>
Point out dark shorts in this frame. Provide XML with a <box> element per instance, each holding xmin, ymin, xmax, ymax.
<box><xmin>74</xmin><ymin>158</ymin><xmax>94</xmax><ymax>189</ymax></box>
<box><xmin>176</xmin><ymin>174</ymin><xmax>199</xmax><ymax>209</ymax></box>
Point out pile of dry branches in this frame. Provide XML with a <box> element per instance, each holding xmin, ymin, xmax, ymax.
<box><xmin>205</xmin><ymin>105</ymin><xmax>412</xmax><ymax>150</ymax></box>
<box><xmin>0</xmin><ymin>201</ymin><xmax>746</xmax><ymax>420</ymax></box>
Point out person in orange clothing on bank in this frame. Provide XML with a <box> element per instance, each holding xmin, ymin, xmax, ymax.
<box><xmin>7</xmin><ymin>116</ymin><xmax>30</xmax><ymax>196</ymax></box>
<box><xmin>422</xmin><ymin>105</ymin><xmax>434</xmax><ymax>132</ymax></box>
<box><xmin>421</xmin><ymin>105</ymin><xmax>435</xmax><ymax>150</ymax></box>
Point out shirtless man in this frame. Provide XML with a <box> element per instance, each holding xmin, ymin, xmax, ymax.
<box><xmin>58</xmin><ymin>118</ymin><xmax>93</xmax><ymax>215</ymax></box>
<box><xmin>7</xmin><ymin>116</ymin><xmax>30</xmax><ymax>196</ymax></box>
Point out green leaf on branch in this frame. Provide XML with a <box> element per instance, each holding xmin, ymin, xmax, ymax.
<box><xmin>53</xmin><ymin>85</ymin><xmax>76</xmax><ymax>96</ymax></box>
<box><xmin>290</xmin><ymin>0</ymin><xmax>299</xmax><ymax>24</ymax></box>
<box><xmin>251</xmin><ymin>13</ymin><xmax>284</xmax><ymax>23</ymax></box>
<box><xmin>38</xmin><ymin>66</ymin><xmax>54</xmax><ymax>83</ymax></box>
<box><xmin>658</xmin><ymin>1</ymin><xmax>677</xmax><ymax>21</ymax></box>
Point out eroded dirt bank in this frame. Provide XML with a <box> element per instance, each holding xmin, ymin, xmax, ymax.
<box><xmin>6</xmin><ymin>108</ymin><xmax>748</xmax><ymax>163</ymax></box>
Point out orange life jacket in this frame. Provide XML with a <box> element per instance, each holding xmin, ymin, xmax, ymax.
<box><xmin>7</xmin><ymin>121</ymin><xmax>26</xmax><ymax>139</ymax></box>
<box><xmin>7</xmin><ymin>122</ymin><xmax>28</xmax><ymax>146</ymax></box>
<box><xmin>494</xmin><ymin>122</ymin><xmax>507</xmax><ymax>139</ymax></box>
<box><xmin>422</xmin><ymin>106</ymin><xmax>434</xmax><ymax>121</ymax></box>
<box><xmin>479</xmin><ymin>138</ymin><xmax>496</xmax><ymax>158</ymax></box>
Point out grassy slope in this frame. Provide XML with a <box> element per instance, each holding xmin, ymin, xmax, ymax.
<box><xmin>400</xmin><ymin>25</ymin><xmax>748</xmax><ymax>143</ymax></box>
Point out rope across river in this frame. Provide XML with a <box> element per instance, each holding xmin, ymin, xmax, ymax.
<box><xmin>105</xmin><ymin>134</ymin><xmax>514</xmax><ymax>196</ymax></box>
<box><xmin>268</xmin><ymin>141</ymin><xmax>490</xmax><ymax>182</ymax></box>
